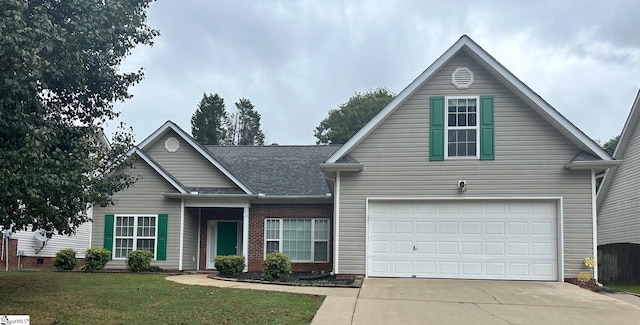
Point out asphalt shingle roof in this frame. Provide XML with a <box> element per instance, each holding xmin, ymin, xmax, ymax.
<box><xmin>205</xmin><ymin>145</ymin><xmax>340</xmax><ymax>196</ymax></box>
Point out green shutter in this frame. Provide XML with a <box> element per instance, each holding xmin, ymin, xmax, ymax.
<box><xmin>480</xmin><ymin>95</ymin><xmax>495</xmax><ymax>160</ymax></box>
<box><xmin>430</xmin><ymin>96</ymin><xmax>445</xmax><ymax>161</ymax></box>
<box><xmin>157</xmin><ymin>214</ymin><xmax>168</xmax><ymax>261</ymax></box>
<box><xmin>104</xmin><ymin>215</ymin><xmax>114</xmax><ymax>256</ymax></box>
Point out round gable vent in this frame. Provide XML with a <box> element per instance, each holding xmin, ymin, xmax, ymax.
<box><xmin>451</xmin><ymin>67</ymin><xmax>474</xmax><ymax>89</ymax></box>
<box><xmin>165</xmin><ymin>137</ymin><xmax>180</xmax><ymax>152</ymax></box>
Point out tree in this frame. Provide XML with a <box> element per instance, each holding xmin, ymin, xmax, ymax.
<box><xmin>227</xmin><ymin>98</ymin><xmax>266</xmax><ymax>145</ymax></box>
<box><xmin>601</xmin><ymin>135</ymin><xmax>620</xmax><ymax>156</ymax></box>
<box><xmin>191</xmin><ymin>93</ymin><xmax>229</xmax><ymax>145</ymax></box>
<box><xmin>314</xmin><ymin>88</ymin><xmax>395</xmax><ymax>144</ymax></box>
<box><xmin>0</xmin><ymin>1</ymin><xmax>158</xmax><ymax>236</ymax></box>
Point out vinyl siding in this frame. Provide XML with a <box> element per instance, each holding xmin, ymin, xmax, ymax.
<box><xmin>92</xmin><ymin>158</ymin><xmax>182</xmax><ymax>269</ymax></box>
<box><xmin>145</xmin><ymin>130</ymin><xmax>239</xmax><ymax>189</ymax></box>
<box><xmin>182</xmin><ymin>208</ymin><xmax>199</xmax><ymax>269</ymax></box>
<box><xmin>599</xmin><ymin>117</ymin><xmax>640</xmax><ymax>245</ymax></box>
<box><xmin>338</xmin><ymin>51</ymin><xmax>593</xmax><ymax>278</ymax></box>
<box><xmin>14</xmin><ymin>222</ymin><xmax>91</xmax><ymax>258</ymax></box>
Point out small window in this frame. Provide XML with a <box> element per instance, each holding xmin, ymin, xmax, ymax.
<box><xmin>264</xmin><ymin>219</ymin><xmax>329</xmax><ymax>262</ymax></box>
<box><xmin>445</xmin><ymin>97</ymin><xmax>479</xmax><ymax>158</ymax></box>
<box><xmin>114</xmin><ymin>215</ymin><xmax>157</xmax><ymax>259</ymax></box>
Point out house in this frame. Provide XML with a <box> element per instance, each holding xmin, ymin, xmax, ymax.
<box><xmin>1</xmin><ymin>223</ymin><xmax>91</xmax><ymax>270</ymax></box>
<box><xmin>91</xmin><ymin>35</ymin><xmax>616</xmax><ymax>281</ymax></box>
<box><xmin>596</xmin><ymin>90</ymin><xmax>640</xmax><ymax>283</ymax></box>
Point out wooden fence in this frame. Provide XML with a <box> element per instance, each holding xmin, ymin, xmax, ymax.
<box><xmin>598</xmin><ymin>243</ymin><xmax>640</xmax><ymax>284</ymax></box>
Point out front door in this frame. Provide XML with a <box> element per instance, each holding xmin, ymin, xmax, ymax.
<box><xmin>216</xmin><ymin>222</ymin><xmax>238</xmax><ymax>256</ymax></box>
<box><xmin>207</xmin><ymin>221</ymin><xmax>240</xmax><ymax>269</ymax></box>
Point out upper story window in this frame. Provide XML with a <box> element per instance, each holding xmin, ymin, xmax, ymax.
<box><xmin>446</xmin><ymin>97</ymin><xmax>479</xmax><ymax>158</ymax></box>
<box><xmin>429</xmin><ymin>95</ymin><xmax>494</xmax><ymax>161</ymax></box>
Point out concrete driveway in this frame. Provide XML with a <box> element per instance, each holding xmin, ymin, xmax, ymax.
<box><xmin>351</xmin><ymin>278</ymin><xmax>640</xmax><ymax>325</ymax></box>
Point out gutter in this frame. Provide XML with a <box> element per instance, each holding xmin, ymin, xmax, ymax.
<box><xmin>319</xmin><ymin>163</ymin><xmax>364</xmax><ymax>172</ymax></box>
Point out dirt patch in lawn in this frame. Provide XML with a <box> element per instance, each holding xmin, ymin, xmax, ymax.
<box><xmin>209</xmin><ymin>272</ymin><xmax>362</xmax><ymax>288</ymax></box>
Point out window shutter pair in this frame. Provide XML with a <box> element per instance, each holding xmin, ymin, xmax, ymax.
<box><xmin>429</xmin><ymin>96</ymin><xmax>494</xmax><ymax>160</ymax></box>
<box><xmin>103</xmin><ymin>214</ymin><xmax>168</xmax><ymax>261</ymax></box>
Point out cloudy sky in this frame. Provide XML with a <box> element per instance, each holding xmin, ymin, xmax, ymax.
<box><xmin>108</xmin><ymin>0</ymin><xmax>640</xmax><ymax>145</ymax></box>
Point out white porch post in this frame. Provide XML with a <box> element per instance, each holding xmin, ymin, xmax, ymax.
<box><xmin>242</xmin><ymin>206</ymin><xmax>249</xmax><ymax>272</ymax></box>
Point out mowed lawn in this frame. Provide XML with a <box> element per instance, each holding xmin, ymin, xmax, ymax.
<box><xmin>607</xmin><ymin>284</ymin><xmax>640</xmax><ymax>295</ymax></box>
<box><xmin>0</xmin><ymin>272</ymin><xmax>324</xmax><ymax>325</ymax></box>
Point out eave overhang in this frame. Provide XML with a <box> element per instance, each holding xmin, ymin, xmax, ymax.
<box><xmin>564</xmin><ymin>160</ymin><xmax>622</xmax><ymax>170</ymax></box>
<box><xmin>319</xmin><ymin>163</ymin><xmax>364</xmax><ymax>172</ymax></box>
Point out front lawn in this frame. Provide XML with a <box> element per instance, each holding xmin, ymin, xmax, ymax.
<box><xmin>607</xmin><ymin>284</ymin><xmax>640</xmax><ymax>295</ymax></box>
<box><xmin>0</xmin><ymin>272</ymin><xmax>323</xmax><ymax>325</ymax></box>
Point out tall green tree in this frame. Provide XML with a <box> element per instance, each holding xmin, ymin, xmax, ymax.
<box><xmin>227</xmin><ymin>98</ymin><xmax>266</xmax><ymax>145</ymax></box>
<box><xmin>0</xmin><ymin>0</ymin><xmax>158</xmax><ymax>235</ymax></box>
<box><xmin>601</xmin><ymin>135</ymin><xmax>620</xmax><ymax>156</ymax></box>
<box><xmin>191</xmin><ymin>93</ymin><xmax>229</xmax><ymax>145</ymax></box>
<box><xmin>314</xmin><ymin>88</ymin><xmax>395</xmax><ymax>144</ymax></box>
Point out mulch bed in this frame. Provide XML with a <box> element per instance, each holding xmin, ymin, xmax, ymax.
<box><xmin>565</xmin><ymin>278</ymin><xmax>619</xmax><ymax>293</ymax></box>
<box><xmin>210</xmin><ymin>272</ymin><xmax>360</xmax><ymax>288</ymax></box>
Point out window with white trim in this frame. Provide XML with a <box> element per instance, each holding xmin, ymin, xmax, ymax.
<box><xmin>446</xmin><ymin>96</ymin><xmax>479</xmax><ymax>158</ymax></box>
<box><xmin>264</xmin><ymin>219</ymin><xmax>329</xmax><ymax>262</ymax></box>
<box><xmin>114</xmin><ymin>215</ymin><xmax>157</xmax><ymax>259</ymax></box>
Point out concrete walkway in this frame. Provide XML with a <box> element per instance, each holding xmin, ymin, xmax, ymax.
<box><xmin>167</xmin><ymin>275</ymin><xmax>640</xmax><ymax>325</ymax></box>
<box><xmin>166</xmin><ymin>274</ymin><xmax>359</xmax><ymax>324</ymax></box>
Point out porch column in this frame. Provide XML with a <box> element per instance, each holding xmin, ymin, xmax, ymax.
<box><xmin>242</xmin><ymin>206</ymin><xmax>249</xmax><ymax>272</ymax></box>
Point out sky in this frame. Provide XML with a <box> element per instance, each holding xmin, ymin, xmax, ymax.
<box><xmin>107</xmin><ymin>0</ymin><xmax>640</xmax><ymax>145</ymax></box>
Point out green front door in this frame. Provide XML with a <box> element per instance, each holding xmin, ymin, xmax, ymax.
<box><xmin>216</xmin><ymin>222</ymin><xmax>238</xmax><ymax>256</ymax></box>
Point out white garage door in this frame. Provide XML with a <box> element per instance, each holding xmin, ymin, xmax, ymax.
<box><xmin>367</xmin><ymin>200</ymin><xmax>558</xmax><ymax>280</ymax></box>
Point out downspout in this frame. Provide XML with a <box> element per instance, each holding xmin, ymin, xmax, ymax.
<box><xmin>334</xmin><ymin>172</ymin><xmax>341</xmax><ymax>275</ymax></box>
<box><xmin>591</xmin><ymin>169</ymin><xmax>599</xmax><ymax>282</ymax></box>
<box><xmin>179</xmin><ymin>198</ymin><xmax>184</xmax><ymax>271</ymax></box>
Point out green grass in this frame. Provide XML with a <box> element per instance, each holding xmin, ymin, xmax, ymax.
<box><xmin>0</xmin><ymin>272</ymin><xmax>324</xmax><ymax>325</ymax></box>
<box><xmin>607</xmin><ymin>284</ymin><xmax>640</xmax><ymax>295</ymax></box>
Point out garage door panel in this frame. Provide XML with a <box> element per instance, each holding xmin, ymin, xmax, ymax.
<box><xmin>416</xmin><ymin>222</ymin><xmax>435</xmax><ymax>234</ymax></box>
<box><xmin>394</xmin><ymin>241</ymin><xmax>413</xmax><ymax>254</ymax></box>
<box><xmin>439</xmin><ymin>222</ymin><xmax>459</xmax><ymax>234</ymax></box>
<box><xmin>416</xmin><ymin>241</ymin><xmax>435</xmax><ymax>254</ymax></box>
<box><xmin>371</xmin><ymin>240</ymin><xmax>391</xmax><ymax>254</ymax></box>
<box><xmin>394</xmin><ymin>221</ymin><xmax>413</xmax><ymax>234</ymax></box>
<box><xmin>368</xmin><ymin>200</ymin><xmax>558</xmax><ymax>280</ymax></box>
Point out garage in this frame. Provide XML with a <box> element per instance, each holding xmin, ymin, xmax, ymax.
<box><xmin>367</xmin><ymin>200</ymin><xmax>558</xmax><ymax>280</ymax></box>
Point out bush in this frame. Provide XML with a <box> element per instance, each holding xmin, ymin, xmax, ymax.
<box><xmin>83</xmin><ymin>248</ymin><xmax>111</xmax><ymax>272</ymax></box>
<box><xmin>126</xmin><ymin>250</ymin><xmax>153</xmax><ymax>272</ymax></box>
<box><xmin>214</xmin><ymin>255</ymin><xmax>245</xmax><ymax>277</ymax></box>
<box><xmin>262</xmin><ymin>252</ymin><xmax>291</xmax><ymax>280</ymax></box>
<box><xmin>54</xmin><ymin>248</ymin><xmax>78</xmax><ymax>271</ymax></box>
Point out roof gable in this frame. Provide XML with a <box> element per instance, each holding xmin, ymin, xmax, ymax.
<box><xmin>133</xmin><ymin>148</ymin><xmax>187</xmax><ymax>193</ymax></box>
<box><xmin>597</xmin><ymin>89</ymin><xmax>640</xmax><ymax>207</ymax></box>
<box><xmin>138</xmin><ymin>121</ymin><xmax>253</xmax><ymax>194</ymax></box>
<box><xmin>327</xmin><ymin>35</ymin><xmax>613</xmax><ymax>163</ymax></box>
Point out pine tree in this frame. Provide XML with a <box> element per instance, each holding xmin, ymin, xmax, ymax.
<box><xmin>191</xmin><ymin>93</ymin><xmax>230</xmax><ymax>145</ymax></box>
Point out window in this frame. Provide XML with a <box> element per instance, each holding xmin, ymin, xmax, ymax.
<box><xmin>114</xmin><ymin>215</ymin><xmax>157</xmax><ymax>259</ymax></box>
<box><xmin>264</xmin><ymin>219</ymin><xmax>329</xmax><ymax>262</ymax></box>
<box><xmin>446</xmin><ymin>97</ymin><xmax>479</xmax><ymax>158</ymax></box>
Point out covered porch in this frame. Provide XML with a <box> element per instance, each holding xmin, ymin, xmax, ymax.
<box><xmin>182</xmin><ymin>199</ymin><xmax>249</xmax><ymax>272</ymax></box>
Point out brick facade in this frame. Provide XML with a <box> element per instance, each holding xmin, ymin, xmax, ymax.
<box><xmin>0</xmin><ymin>237</ymin><xmax>82</xmax><ymax>270</ymax></box>
<box><xmin>248</xmin><ymin>204</ymin><xmax>333</xmax><ymax>273</ymax></box>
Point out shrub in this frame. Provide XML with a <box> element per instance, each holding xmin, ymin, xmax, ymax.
<box><xmin>54</xmin><ymin>248</ymin><xmax>78</xmax><ymax>271</ymax></box>
<box><xmin>214</xmin><ymin>255</ymin><xmax>245</xmax><ymax>277</ymax></box>
<box><xmin>262</xmin><ymin>252</ymin><xmax>291</xmax><ymax>280</ymax></box>
<box><xmin>126</xmin><ymin>250</ymin><xmax>153</xmax><ymax>272</ymax></box>
<box><xmin>83</xmin><ymin>248</ymin><xmax>111</xmax><ymax>272</ymax></box>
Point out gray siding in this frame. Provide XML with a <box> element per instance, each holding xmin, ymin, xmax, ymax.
<box><xmin>599</xmin><ymin>118</ymin><xmax>640</xmax><ymax>245</ymax></box>
<box><xmin>338</xmin><ymin>51</ymin><xmax>593</xmax><ymax>278</ymax></box>
<box><xmin>92</xmin><ymin>159</ymin><xmax>182</xmax><ymax>269</ymax></box>
<box><xmin>182</xmin><ymin>208</ymin><xmax>199</xmax><ymax>270</ymax></box>
<box><xmin>145</xmin><ymin>130</ymin><xmax>239</xmax><ymax>189</ymax></box>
